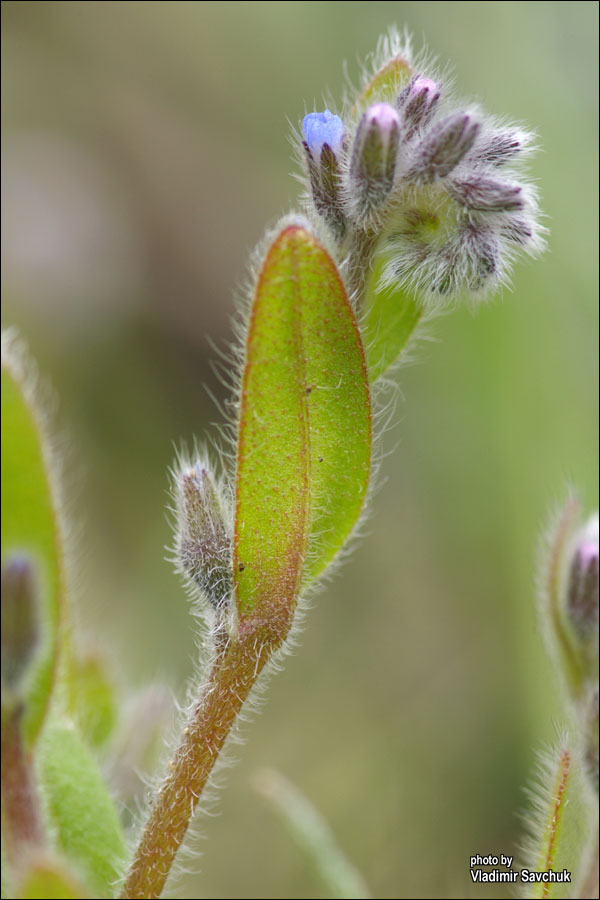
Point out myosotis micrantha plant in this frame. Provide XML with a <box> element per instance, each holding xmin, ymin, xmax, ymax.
<box><xmin>1</xmin><ymin>27</ymin><xmax>597</xmax><ymax>900</ymax></box>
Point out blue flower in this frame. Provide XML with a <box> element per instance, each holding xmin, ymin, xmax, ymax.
<box><xmin>302</xmin><ymin>110</ymin><xmax>344</xmax><ymax>158</ymax></box>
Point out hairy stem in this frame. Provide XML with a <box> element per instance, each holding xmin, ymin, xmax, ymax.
<box><xmin>345</xmin><ymin>226</ymin><xmax>378</xmax><ymax>303</ymax></box>
<box><xmin>0</xmin><ymin>703</ymin><xmax>46</xmax><ymax>868</ymax></box>
<box><xmin>121</xmin><ymin>619</ymin><xmax>289</xmax><ymax>899</ymax></box>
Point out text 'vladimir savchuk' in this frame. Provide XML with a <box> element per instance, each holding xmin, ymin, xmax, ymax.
<box><xmin>469</xmin><ymin>855</ymin><xmax>571</xmax><ymax>884</ymax></box>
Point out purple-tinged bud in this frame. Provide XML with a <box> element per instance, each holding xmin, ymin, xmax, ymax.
<box><xmin>501</xmin><ymin>216</ymin><xmax>534</xmax><ymax>246</ymax></box>
<box><xmin>469</xmin><ymin>130</ymin><xmax>526</xmax><ymax>167</ymax></box>
<box><xmin>408</xmin><ymin>112</ymin><xmax>480</xmax><ymax>183</ymax></box>
<box><xmin>302</xmin><ymin>110</ymin><xmax>346</xmax><ymax>239</ymax></box>
<box><xmin>302</xmin><ymin>110</ymin><xmax>344</xmax><ymax>159</ymax></box>
<box><xmin>177</xmin><ymin>461</ymin><xmax>232</xmax><ymax>612</ymax></box>
<box><xmin>584</xmin><ymin>686</ymin><xmax>599</xmax><ymax>793</ymax></box>
<box><xmin>1</xmin><ymin>555</ymin><xmax>40</xmax><ymax>695</ymax></box>
<box><xmin>461</xmin><ymin>223</ymin><xmax>500</xmax><ymax>292</ymax></box>
<box><xmin>448</xmin><ymin>174</ymin><xmax>524</xmax><ymax>212</ymax></box>
<box><xmin>396</xmin><ymin>74</ymin><xmax>441</xmax><ymax>138</ymax></box>
<box><xmin>349</xmin><ymin>102</ymin><xmax>401</xmax><ymax>223</ymax></box>
<box><xmin>567</xmin><ymin>514</ymin><xmax>599</xmax><ymax>638</ymax></box>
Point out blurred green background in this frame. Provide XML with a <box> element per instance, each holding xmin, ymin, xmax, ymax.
<box><xmin>1</xmin><ymin>2</ymin><xmax>598</xmax><ymax>897</ymax></box>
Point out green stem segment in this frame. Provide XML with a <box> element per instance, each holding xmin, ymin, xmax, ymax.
<box><xmin>120</xmin><ymin>617</ymin><xmax>291</xmax><ymax>899</ymax></box>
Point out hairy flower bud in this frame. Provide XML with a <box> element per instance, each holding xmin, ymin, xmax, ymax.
<box><xmin>348</xmin><ymin>102</ymin><xmax>400</xmax><ymax>223</ymax></box>
<box><xmin>408</xmin><ymin>113</ymin><xmax>480</xmax><ymax>183</ymax></box>
<box><xmin>176</xmin><ymin>460</ymin><xmax>232</xmax><ymax>612</ymax></box>
<box><xmin>468</xmin><ymin>129</ymin><xmax>529</xmax><ymax>167</ymax></box>
<box><xmin>396</xmin><ymin>74</ymin><xmax>441</xmax><ymax>139</ymax></box>
<box><xmin>448</xmin><ymin>173</ymin><xmax>523</xmax><ymax>212</ymax></box>
<box><xmin>567</xmin><ymin>514</ymin><xmax>599</xmax><ymax>638</ymax></box>
<box><xmin>302</xmin><ymin>110</ymin><xmax>346</xmax><ymax>239</ymax></box>
<box><xmin>1</xmin><ymin>555</ymin><xmax>40</xmax><ymax>696</ymax></box>
<box><xmin>584</xmin><ymin>686</ymin><xmax>599</xmax><ymax>793</ymax></box>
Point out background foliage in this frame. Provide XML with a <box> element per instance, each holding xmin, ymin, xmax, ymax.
<box><xmin>1</xmin><ymin>2</ymin><xmax>598</xmax><ymax>897</ymax></box>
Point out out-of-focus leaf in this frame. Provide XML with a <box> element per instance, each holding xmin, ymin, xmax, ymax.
<box><xmin>1</xmin><ymin>333</ymin><xmax>66</xmax><ymax>745</ymax></box>
<box><xmin>362</xmin><ymin>256</ymin><xmax>423</xmax><ymax>382</ymax></box>
<box><xmin>36</xmin><ymin>720</ymin><xmax>126</xmax><ymax>899</ymax></box>
<box><xmin>66</xmin><ymin>651</ymin><xmax>119</xmax><ymax>751</ymax></box>
<box><xmin>255</xmin><ymin>768</ymin><xmax>370</xmax><ymax>899</ymax></box>
<box><xmin>234</xmin><ymin>223</ymin><xmax>371</xmax><ymax>619</ymax></box>
<box><xmin>16</xmin><ymin>856</ymin><xmax>90</xmax><ymax>899</ymax></box>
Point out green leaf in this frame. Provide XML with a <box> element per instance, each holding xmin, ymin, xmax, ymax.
<box><xmin>36</xmin><ymin>719</ymin><xmax>126</xmax><ymax>899</ymax></box>
<box><xmin>234</xmin><ymin>223</ymin><xmax>371</xmax><ymax>619</ymax></box>
<box><xmin>362</xmin><ymin>255</ymin><xmax>422</xmax><ymax>382</ymax></box>
<box><xmin>255</xmin><ymin>768</ymin><xmax>370</xmax><ymax>900</ymax></box>
<box><xmin>522</xmin><ymin>739</ymin><xmax>594</xmax><ymax>898</ymax></box>
<box><xmin>1</xmin><ymin>333</ymin><xmax>66</xmax><ymax>745</ymax></box>
<box><xmin>353</xmin><ymin>57</ymin><xmax>412</xmax><ymax>117</ymax></box>
<box><xmin>66</xmin><ymin>651</ymin><xmax>119</xmax><ymax>751</ymax></box>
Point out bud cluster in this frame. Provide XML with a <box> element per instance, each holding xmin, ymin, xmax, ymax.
<box><xmin>300</xmin><ymin>32</ymin><xmax>544</xmax><ymax>304</ymax></box>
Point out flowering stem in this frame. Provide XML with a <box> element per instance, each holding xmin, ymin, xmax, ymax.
<box><xmin>0</xmin><ymin>703</ymin><xmax>46</xmax><ymax>869</ymax></box>
<box><xmin>120</xmin><ymin>616</ymin><xmax>291</xmax><ymax>899</ymax></box>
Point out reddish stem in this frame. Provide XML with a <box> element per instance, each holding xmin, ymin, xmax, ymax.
<box><xmin>120</xmin><ymin>617</ymin><xmax>290</xmax><ymax>899</ymax></box>
<box><xmin>0</xmin><ymin>703</ymin><xmax>46</xmax><ymax>867</ymax></box>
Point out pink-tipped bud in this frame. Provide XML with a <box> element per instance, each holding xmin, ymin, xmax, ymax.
<box><xmin>349</xmin><ymin>102</ymin><xmax>401</xmax><ymax>223</ymax></box>
<box><xmin>397</xmin><ymin>74</ymin><xmax>441</xmax><ymax>138</ymax></box>
<box><xmin>567</xmin><ymin>514</ymin><xmax>599</xmax><ymax>638</ymax></box>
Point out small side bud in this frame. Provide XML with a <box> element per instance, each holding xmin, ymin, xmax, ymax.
<box><xmin>349</xmin><ymin>102</ymin><xmax>400</xmax><ymax>223</ymax></box>
<box><xmin>408</xmin><ymin>112</ymin><xmax>480</xmax><ymax>183</ymax></box>
<box><xmin>500</xmin><ymin>216</ymin><xmax>534</xmax><ymax>246</ymax></box>
<box><xmin>1</xmin><ymin>555</ymin><xmax>40</xmax><ymax>697</ymax></box>
<box><xmin>567</xmin><ymin>514</ymin><xmax>599</xmax><ymax>639</ymax></box>
<box><xmin>396</xmin><ymin>74</ymin><xmax>441</xmax><ymax>139</ymax></box>
<box><xmin>583</xmin><ymin>686</ymin><xmax>599</xmax><ymax>793</ymax></box>
<box><xmin>177</xmin><ymin>461</ymin><xmax>232</xmax><ymax>612</ymax></box>
<box><xmin>448</xmin><ymin>173</ymin><xmax>523</xmax><ymax>212</ymax></box>
<box><xmin>460</xmin><ymin>222</ymin><xmax>500</xmax><ymax>292</ymax></box>
<box><xmin>468</xmin><ymin>129</ymin><xmax>528</xmax><ymax>166</ymax></box>
<box><xmin>302</xmin><ymin>110</ymin><xmax>347</xmax><ymax>239</ymax></box>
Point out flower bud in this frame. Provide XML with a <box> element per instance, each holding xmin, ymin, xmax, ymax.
<box><xmin>302</xmin><ymin>110</ymin><xmax>344</xmax><ymax>159</ymax></box>
<box><xmin>408</xmin><ymin>112</ymin><xmax>480</xmax><ymax>183</ymax></box>
<box><xmin>396</xmin><ymin>74</ymin><xmax>441</xmax><ymax>139</ymax></box>
<box><xmin>468</xmin><ymin>129</ymin><xmax>527</xmax><ymax>167</ymax></box>
<box><xmin>1</xmin><ymin>555</ymin><xmax>40</xmax><ymax>696</ymax></box>
<box><xmin>302</xmin><ymin>110</ymin><xmax>347</xmax><ymax>239</ymax></box>
<box><xmin>177</xmin><ymin>461</ymin><xmax>232</xmax><ymax>612</ymax></box>
<box><xmin>583</xmin><ymin>686</ymin><xmax>599</xmax><ymax>793</ymax></box>
<box><xmin>448</xmin><ymin>173</ymin><xmax>523</xmax><ymax>212</ymax></box>
<box><xmin>567</xmin><ymin>514</ymin><xmax>599</xmax><ymax>639</ymax></box>
<box><xmin>349</xmin><ymin>102</ymin><xmax>400</xmax><ymax>223</ymax></box>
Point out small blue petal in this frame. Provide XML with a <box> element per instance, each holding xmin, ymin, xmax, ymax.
<box><xmin>302</xmin><ymin>110</ymin><xmax>344</xmax><ymax>158</ymax></box>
